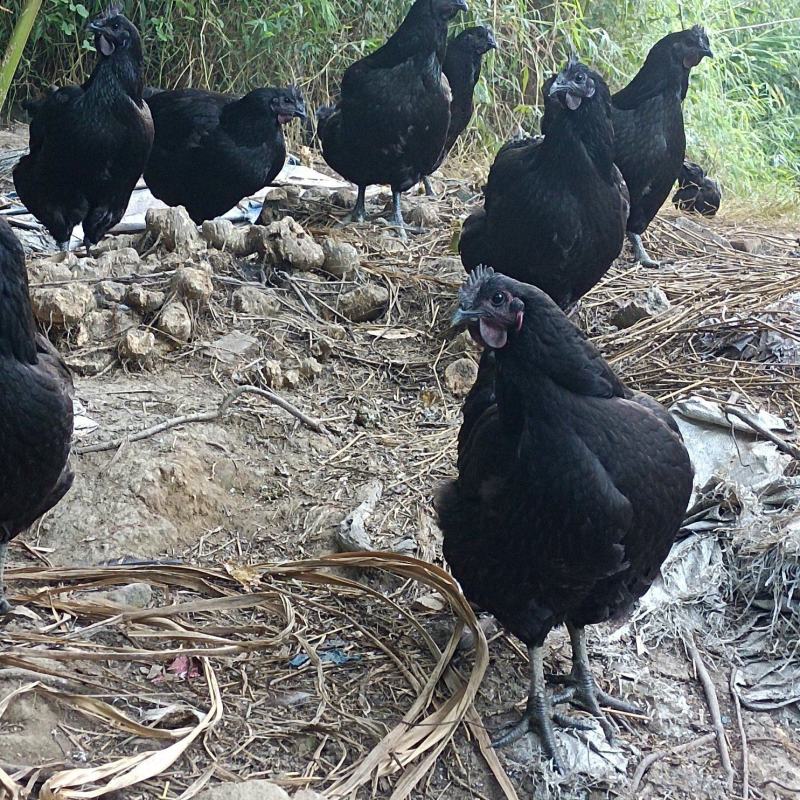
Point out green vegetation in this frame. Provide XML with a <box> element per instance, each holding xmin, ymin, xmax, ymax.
<box><xmin>2</xmin><ymin>0</ymin><xmax>798</xmax><ymax>212</ymax></box>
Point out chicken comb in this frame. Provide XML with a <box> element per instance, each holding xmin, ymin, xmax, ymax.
<box><xmin>100</xmin><ymin>2</ymin><xmax>124</xmax><ymax>19</ymax></box>
<box><xmin>459</xmin><ymin>265</ymin><xmax>494</xmax><ymax>308</ymax></box>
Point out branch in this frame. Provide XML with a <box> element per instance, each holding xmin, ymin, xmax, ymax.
<box><xmin>75</xmin><ymin>385</ymin><xmax>328</xmax><ymax>455</ymax></box>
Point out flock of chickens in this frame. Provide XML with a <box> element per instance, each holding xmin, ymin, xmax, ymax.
<box><xmin>0</xmin><ymin>0</ymin><xmax>733</xmax><ymax>774</ymax></box>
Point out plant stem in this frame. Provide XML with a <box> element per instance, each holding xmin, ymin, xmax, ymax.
<box><xmin>0</xmin><ymin>0</ymin><xmax>42</xmax><ymax>115</ymax></box>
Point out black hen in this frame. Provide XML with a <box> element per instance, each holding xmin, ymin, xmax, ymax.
<box><xmin>672</xmin><ymin>160</ymin><xmax>721</xmax><ymax>216</ymax></box>
<box><xmin>459</xmin><ymin>58</ymin><xmax>628</xmax><ymax>310</ymax></box>
<box><xmin>144</xmin><ymin>86</ymin><xmax>306</xmax><ymax>224</ymax></box>
<box><xmin>436</xmin><ymin>267</ymin><xmax>693</xmax><ymax>770</ymax></box>
<box><xmin>612</xmin><ymin>26</ymin><xmax>713</xmax><ymax>266</ymax></box>
<box><xmin>421</xmin><ymin>25</ymin><xmax>497</xmax><ymax>196</ymax></box>
<box><xmin>0</xmin><ymin>220</ymin><xmax>74</xmax><ymax>614</ymax></box>
<box><xmin>13</xmin><ymin>6</ymin><xmax>153</xmax><ymax>251</ymax></box>
<box><xmin>317</xmin><ymin>0</ymin><xmax>467</xmax><ymax>236</ymax></box>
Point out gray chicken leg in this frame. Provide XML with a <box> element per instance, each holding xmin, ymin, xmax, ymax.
<box><xmin>492</xmin><ymin>645</ymin><xmax>592</xmax><ymax>772</ymax></box>
<box><xmin>0</xmin><ymin>542</ymin><xmax>10</xmax><ymax>614</ymax></box>
<box><xmin>349</xmin><ymin>186</ymin><xmax>367</xmax><ymax>223</ymax></box>
<box><xmin>550</xmin><ymin>623</ymin><xmax>644</xmax><ymax>741</ymax></box>
<box><xmin>421</xmin><ymin>176</ymin><xmax>435</xmax><ymax>197</ymax></box>
<box><xmin>390</xmin><ymin>189</ymin><xmax>409</xmax><ymax>242</ymax></box>
<box><xmin>628</xmin><ymin>232</ymin><xmax>660</xmax><ymax>267</ymax></box>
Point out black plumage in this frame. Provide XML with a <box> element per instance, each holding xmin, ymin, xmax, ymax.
<box><xmin>144</xmin><ymin>86</ymin><xmax>306</xmax><ymax>224</ymax></box>
<box><xmin>672</xmin><ymin>160</ymin><xmax>721</xmax><ymax>216</ymax></box>
<box><xmin>13</xmin><ymin>6</ymin><xmax>153</xmax><ymax>251</ymax></box>
<box><xmin>612</xmin><ymin>26</ymin><xmax>713</xmax><ymax>265</ymax></box>
<box><xmin>0</xmin><ymin>220</ymin><xmax>74</xmax><ymax>614</ymax></box>
<box><xmin>421</xmin><ymin>25</ymin><xmax>497</xmax><ymax>196</ymax></box>
<box><xmin>459</xmin><ymin>59</ymin><xmax>628</xmax><ymax>310</ymax></box>
<box><xmin>317</xmin><ymin>0</ymin><xmax>467</xmax><ymax>235</ymax></box>
<box><xmin>436</xmin><ymin>267</ymin><xmax>693</xmax><ymax>769</ymax></box>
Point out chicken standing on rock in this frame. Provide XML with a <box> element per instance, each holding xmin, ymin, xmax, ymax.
<box><xmin>317</xmin><ymin>0</ymin><xmax>467</xmax><ymax>237</ymax></box>
<box><xmin>0</xmin><ymin>220</ymin><xmax>74</xmax><ymax>614</ymax></box>
<box><xmin>612</xmin><ymin>26</ymin><xmax>713</xmax><ymax>266</ymax></box>
<box><xmin>421</xmin><ymin>25</ymin><xmax>497</xmax><ymax>196</ymax></box>
<box><xmin>436</xmin><ymin>266</ymin><xmax>693</xmax><ymax>770</ymax></box>
<box><xmin>13</xmin><ymin>6</ymin><xmax>153</xmax><ymax>252</ymax></box>
<box><xmin>144</xmin><ymin>86</ymin><xmax>306</xmax><ymax>223</ymax></box>
<box><xmin>459</xmin><ymin>58</ymin><xmax>628</xmax><ymax>310</ymax></box>
<box><xmin>672</xmin><ymin>160</ymin><xmax>721</xmax><ymax>217</ymax></box>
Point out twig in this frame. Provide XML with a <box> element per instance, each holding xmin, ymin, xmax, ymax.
<box><xmin>730</xmin><ymin>668</ymin><xmax>749</xmax><ymax>800</ymax></box>
<box><xmin>629</xmin><ymin>733</ymin><xmax>715</xmax><ymax>794</ymax></box>
<box><xmin>686</xmin><ymin>636</ymin><xmax>735</xmax><ymax>794</ymax></box>
<box><xmin>75</xmin><ymin>385</ymin><xmax>328</xmax><ymax>455</ymax></box>
<box><xmin>722</xmin><ymin>405</ymin><xmax>800</xmax><ymax>460</ymax></box>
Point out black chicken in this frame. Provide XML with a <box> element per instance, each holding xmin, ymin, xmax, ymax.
<box><xmin>144</xmin><ymin>86</ymin><xmax>306</xmax><ymax>224</ymax></box>
<box><xmin>437</xmin><ymin>267</ymin><xmax>693</xmax><ymax>770</ymax></box>
<box><xmin>421</xmin><ymin>25</ymin><xmax>497</xmax><ymax>196</ymax></box>
<box><xmin>612</xmin><ymin>26</ymin><xmax>713</xmax><ymax>266</ymax></box>
<box><xmin>459</xmin><ymin>58</ymin><xmax>628</xmax><ymax>310</ymax></box>
<box><xmin>672</xmin><ymin>160</ymin><xmax>721</xmax><ymax>216</ymax></box>
<box><xmin>317</xmin><ymin>0</ymin><xmax>468</xmax><ymax>236</ymax></box>
<box><xmin>13</xmin><ymin>6</ymin><xmax>153</xmax><ymax>252</ymax></box>
<box><xmin>0</xmin><ymin>220</ymin><xmax>74</xmax><ymax>614</ymax></box>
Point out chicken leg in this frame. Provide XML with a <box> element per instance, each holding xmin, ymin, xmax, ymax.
<box><xmin>0</xmin><ymin>542</ymin><xmax>10</xmax><ymax>614</ymax></box>
<box><xmin>421</xmin><ymin>176</ymin><xmax>435</xmax><ymax>198</ymax></box>
<box><xmin>492</xmin><ymin>645</ymin><xmax>591</xmax><ymax>772</ymax></box>
<box><xmin>628</xmin><ymin>232</ymin><xmax>660</xmax><ymax>267</ymax></box>
<box><xmin>349</xmin><ymin>186</ymin><xmax>367</xmax><ymax>223</ymax></box>
<box><xmin>550</xmin><ymin>623</ymin><xmax>644</xmax><ymax>741</ymax></box>
<box><xmin>390</xmin><ymin>189</ymin><xmax>408</xmax><ymax>242</ymax></box>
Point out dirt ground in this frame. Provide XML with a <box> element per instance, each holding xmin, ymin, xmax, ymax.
<box><xmin>1</xmin><ymin>125</ymin><xmax>799</xmax><ymax>800</ymax></box>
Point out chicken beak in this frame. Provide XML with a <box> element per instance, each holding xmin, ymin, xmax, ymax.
<box><xmin>703</xmin><ymin>46</ymin><xmax>714</xmax><ymax>58</ymax></box>
<box><xmin>452</xmin><ymin>307</ymin><xmax>483</xmax><ymax>327</ymax></box>
<box><xmin>487</xmin><ymin>32</ymin><xmax>498</xmax><ymax>50</ymax></box>
<box><xmin>87</xmin><ymin>19</ymin><xmax>104</xmax><ymax>33</ymax></box>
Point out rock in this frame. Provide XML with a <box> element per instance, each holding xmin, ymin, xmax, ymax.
<box><xmin>321</xmin><ymin>237</ymin><xmax>360</xmax><ymax>279</ymax></box>
<box><xmin>249</xmin><ymin>217</ymin><xmax>325</xmax><ymax>271</ymax></box>
<box><xmin>30</xmin><ymin>284</ymin><xmax>96</xmax><ymax>327</ymax></box>
<box><xmin>95</xmin><ymin>281</ymin><xmax>127</xmax><ymax>305</ymax></box>
<box><xmin>283</xmin><ymin>368</ymin><xmax>301</xmax><ymax>389</ymax></box>
<box><xmin>330</xmin><ymin>188</ymin><xmax>356</xmax><ymax>208</ymax></box>
<box><xmin>172</xmin><ymin>266</ymin><xmax>213</xmax><ymax>304</ymax></box>
<box><xmin>323</xmin><ymin>323</ymin><xmax>347</xmax><ymax>340</ymax></box>
<box><xmin>298</xmin><ymin>357</ymin><xmax>323</xmax><ymax>380</ymax></box>
<box><xmin>406</xmin><ymin>203</ymin><xmax>440</xmax><ymax>228</ymax></box>
<box><xmin>730</xmin><ymin>237</ymin><xmax>763</xmax><ymax>255</ymax></box>
<box><xmin>101</xmin><ymin>582</ymin><xmax>153</xmax><ymax>608</ymax></box>
<box><xmin>449</xmin><ymin>329</ymin><xmax>478</xmax><ymax>355</ymax></box>
<box><xmin>256</xmin><ymin>188</ymin><xmax>290</xmax><ymax>224</ymax></box>
<box><xmin>444</xmin><ymin>358</ymin><xmax>478</xmax><ymax>397</ymax></box>
<box><xmin>92</xmin><ymin>233</ymin><xmax>142</xmax><ymax>254</ymax></box>
<box><xmin>197</xmin><ymin>780</ymin><xmax>290</xmax><ymax>800</ymax></box>
<box><xmin>205</xmin><ymin>331</ymin><xmax>259</xmax><ymax>364</ymax></box>
<box><xmin>95</xmin><ymin>247</ymin><xmax>140</xmax><ymax>278</ymax></box>
<box><xmin>119</xmin><ymin>328</ymin><xmax>157</xmax><ymax>365</ymax></box>
<box><xmin>293</xmin><ymin>791</ymin><xmax>325</xmax><ymax>800</ymax></box>
<box><xmin>261</xmin><ymin>360</ymin><xmax>283</xmax><ymax>388</ymax></box>
<box><xmin>201</xmin><ymin>219</ymin><xmax>250</xmax><ymax>256</ymax></box>
<box><xmin>65</xmin><ymin>351</ymin><xmax>114</xmax><ymax>376</ymax></box>
<box><xmin>232</xmin><ymin>286</ymin><xmax>281</xmax><ymax>316</ymax></box>
<box><xmin>337</xmin><ymin>284</ymin><xmax>389</xmax><ymax>322</ymax></box>
<box><xmin>609</xmin><ymin>286</ymin><xmax>671</xmax><ymax>329</ymax></box>
<box><xmin>157</xmin><ymin>301</ymin><xmax>192</xmax><ymax>342</ymax></box>
<box><xmin>126</xmin><ymin>285</ymin><xmax>166</xmax><ymax>314</ymax></box>
<box><xmin>145</xmin><ymin>206</ymin><xmax>202</xmax><ymax>252</ymax></box>
<box><xmin>80</xmin><ymin>308</ymin><xmax>138</xmax><ymax>342</ymax></box>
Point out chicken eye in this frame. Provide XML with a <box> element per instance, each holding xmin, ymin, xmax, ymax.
<box><xmin>111</xmin><ymin>21</ymin><xmax>120</xmax><ymax>29</ymax></box>
<box><xmin>491</xmin><ymin>292</ymin><xmax>505</xmax><ymax>306</ymax></box>
<box><xmin>575</xmin><ymin>73</ymin><xmax>585</xmax><ymax>83</ymax></box>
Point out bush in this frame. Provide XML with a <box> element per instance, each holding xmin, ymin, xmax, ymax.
<box><xmin>2</xmin><ymin>0</ymin><xmax>798</xmax><ymax>212</ymax></box>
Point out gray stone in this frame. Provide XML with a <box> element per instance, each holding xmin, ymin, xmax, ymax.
<box><xmin>197</xmin><ymin>780</ymin><xmax>290</xmax><ymax>800</ymax></box>
<box><xmin>337</xmin><ymin>284</ymin><xmax>389</xmax><ymax>322</ymax></box>
<box><xmin>172</xmin><ymin>266</ymin><xmax>214</xmax><ymax>304</ymax></box>
<box><xmin>126</xmin><ymin>285</ymin><xmax>166</xmax><ymax>314</ymax></box>
<box><xmin>80</xmin><ymin>308</ymin><xmax>138</xmax><ymax>342</ymax></box>
<box><xmin>249</xmin><ymin>217</ymin><xmax>325</xmax><ymax>271</ymax></box>
<box><xmin>232</xmin><ymin>286</ymin><xmax>281</xmax><ymax>317</ymax></box>
<box><xmin>321</xmin><ymin>237</ymin><xmax>360</xmax><ymax>279</ymax></box>
<box><xmin>95</xmin><ymin>281</ymin><xmax>127</xmax><ymax>305</ymax></box>
<box><xmin>157</xmin><ymin>301</ymin><xmax>192</xmax><ymax>342</ymax></box>
<box><xmin>406</xmin><ymin>202</ymin><xmax>440</xmax><ymax>228</ymax></box>
<box><xmin>30</xmin><ymin>284</ymin><xmax>96</xmax><ymax>327</ymax></box>
<box><xmin>145</xmin><ymin>207</ymin><xmax>202</xmax><ymax>252</ymax></box>
<box><xmin>609</xmin><ymin>286</ymin><xmax>671</xmax><ymax>329</ymax></box>
<box><xmin>118</xmin><ymin>328</ymin><xmax>157</xmax><ymax>365</ymax></box>
<box><xmin>444</xmin><ymin>358</ymin><xmax>478</xmax><ymax>397</ymax></box>
<box><xmin>201</xmin><ymin>219</ymin><xmax>251</xmax><ymax>256</ymax></box>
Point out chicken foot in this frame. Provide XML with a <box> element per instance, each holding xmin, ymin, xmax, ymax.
<box><xmin>390</xmin><ymin>189</ymin><xmax>410</xmax><ymax>241</ymax></box>
<box><xmin>549</xmin><ymin>623</ymin><xmax>644</xmax><ymax>742</ymax></box>
<box><xmin>492</xmin><ymin>645</ymin><xmax>592</xmax><ymax>772</ymax></box>
<box><xmin>0</xmin><ymin>542</ymin><xmax>10</xmax><ymax>614</ymax></box>
<box><xmin>421</xmin><ymin>176</ymin><xmax>436</xmax><ymax>197</ymax></box>
<box><xmin>628</xmin><ymin>232</ymin><xmax>660</xmax><ymax>267</ymax></box>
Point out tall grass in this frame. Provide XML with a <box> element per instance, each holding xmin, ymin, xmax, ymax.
<box><xmin>2</xmin><ymin>0</ymin><xmax>798</xmax><ymax>213</ymax></box>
